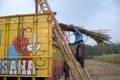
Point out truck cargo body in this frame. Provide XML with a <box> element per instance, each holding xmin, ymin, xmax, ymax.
<box><xmin>0</xmin><ymin>13</ymin><xmax>64</xmax><ymax>80</ymax></box>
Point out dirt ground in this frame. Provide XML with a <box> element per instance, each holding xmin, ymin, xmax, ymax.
<box><xmin>59</xmin><ymin>59</ymin><xmax>120</xmax><ymax>80</ymax></box>
<box><xmin>85</xmin><ymin>59</ymin><xmax>120</xmax><ymax>80</ymax></box>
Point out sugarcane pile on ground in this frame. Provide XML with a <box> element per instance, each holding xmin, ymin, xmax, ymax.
<box><xmin>59</xmin><ymin>23</ymin><xmax>111</xmax><ymax>45</ymax></box>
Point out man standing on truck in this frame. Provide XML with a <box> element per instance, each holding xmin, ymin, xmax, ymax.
<box><xmin>69</xmin><ymin>25</ymin><xmax>85</xmax><ymax>69</ymax></box>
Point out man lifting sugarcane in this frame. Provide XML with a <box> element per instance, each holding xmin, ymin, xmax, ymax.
<box><xmin>69</xmin><ymin>25</ymin><xmax>85</xmax><ymax>69</ymax></box>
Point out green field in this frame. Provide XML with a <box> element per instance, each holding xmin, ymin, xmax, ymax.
<box><xmin>94</xmin><ymin>53</ymin><xmax>120</xmax><ymax>64</ymax></box>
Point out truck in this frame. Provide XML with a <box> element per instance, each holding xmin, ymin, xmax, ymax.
<box><xmin>0</xmin><ymin>13</ymin><xmax>64</xmax><ymax>80</ymax></box>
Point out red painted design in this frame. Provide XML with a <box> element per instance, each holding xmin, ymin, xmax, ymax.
<box><xmin>13</xmin><ymin>35</ymin><xmax>32</xmax><ymax>69</ymax></box>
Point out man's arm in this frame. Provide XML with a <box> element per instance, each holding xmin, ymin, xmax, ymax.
<box><xmin>69</xmin><ymin>42</ymin><xmax>76</xmax><ymax>46</ymax></box>
<box><xmin>73</xmin><ymin>26</ymin><xmax>82</xmax><ymax>35</ymax></box>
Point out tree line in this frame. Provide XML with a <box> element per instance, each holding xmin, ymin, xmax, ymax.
<box><xmin>85</xmin><ymin>43</ymin><xmax>120</xmax><ymax>59</ymax></box>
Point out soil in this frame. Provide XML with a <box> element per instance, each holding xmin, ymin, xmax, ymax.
<box><xmin>59</xmin><ymin>59</ymin><xmax>120</xmax><ymax>80</ymax></box>
<box><xmin>85</xmin><ymin>59</ymin><xmax>120</xmax><ymax>80</ymax></box>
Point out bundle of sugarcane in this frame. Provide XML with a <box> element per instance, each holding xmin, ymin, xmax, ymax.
<box><xmin>59</xmin><ymin>23</ymin><xmax>111</xmax><ymax>44</ymax></box>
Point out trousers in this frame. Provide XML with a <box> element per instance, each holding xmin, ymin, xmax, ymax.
<box><xmin>75</xmin><ymin>44</ymin><xmax>85</xmax><ymax>67</ymax></box>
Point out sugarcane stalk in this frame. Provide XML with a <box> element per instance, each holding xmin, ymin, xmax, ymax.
<box><xmin>59</xmin><ymin>23</ymin><xmax>111</xmax><ymax>44</ymax></box>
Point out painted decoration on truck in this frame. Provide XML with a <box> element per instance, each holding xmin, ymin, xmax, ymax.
<box><xmin>0</xmin><ymin>27</ymin><xmax>45</xmax><ymax>75</ymax></box>
<box><xmin>0</xmin><ymin>30</ymin><xmax>1</xmax><ymax>46</ymax></box>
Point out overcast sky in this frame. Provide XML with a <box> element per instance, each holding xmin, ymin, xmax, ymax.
<box><xmin>0</xmin><ymin>0</ymin><xmax>120</xmax><ymax>45</ymax></box>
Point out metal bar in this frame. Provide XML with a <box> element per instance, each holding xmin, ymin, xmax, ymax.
<box><xmin>35</xmin><ymin>0</ymin><xmax>39</xmax><ymax>13</ymax></box>
<box><xmin>0</xmin><ymin>19</ymin><xmax>48</xmax><ymax>24</ymax></box>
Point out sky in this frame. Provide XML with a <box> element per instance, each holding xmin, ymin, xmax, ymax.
<box><xmin>0</xmin><ymin>0</ymin><xmax>120</xmax><ymax>45</ymax></box>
